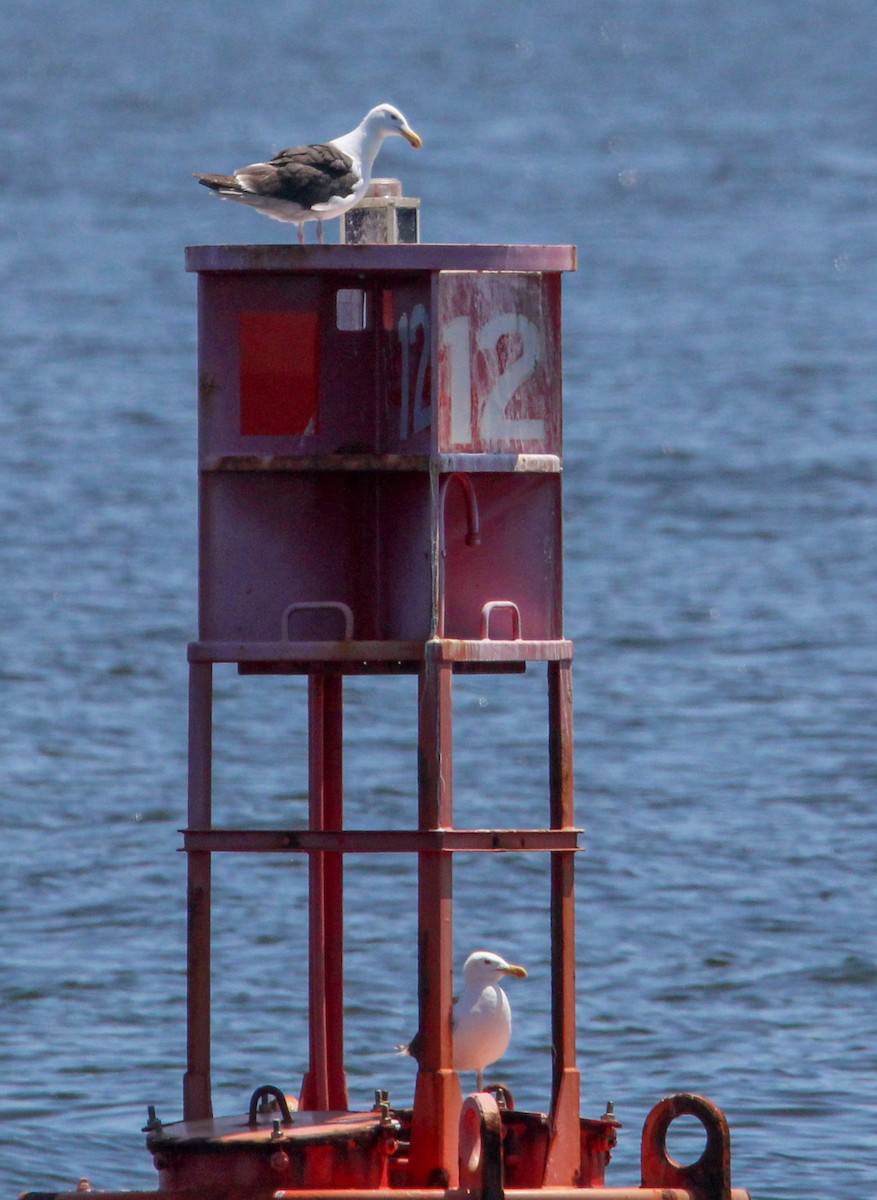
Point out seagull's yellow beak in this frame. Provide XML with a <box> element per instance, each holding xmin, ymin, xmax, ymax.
<box><xmin>503</xmin><ymin>963</ymin><xmax>528</xmax><ymax>979</ymax></box>
<box><xmin>402</xmin><ymin>126</ymin><xmax>423</xmax><ymax>148</ymax></box>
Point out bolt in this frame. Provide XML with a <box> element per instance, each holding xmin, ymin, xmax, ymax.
<box><xmin>142</xmin><ymin>1105</ymin><xmax>163</xmax><ymax>1134</ymax></box>
<box><xmin>373</xmin><ymin>1089</ymin><xmax>395</xmax><ymax>1125</ymax></box>
<box><xmin>271</xmin><ymin>1118</ymin><xmax>284</xmax><ymax>1140</ymax></box>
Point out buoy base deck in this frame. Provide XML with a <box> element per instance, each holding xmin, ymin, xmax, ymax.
<box><xmin>22</xmin><ymin>1191</ymin><xmax>752</xmax><ymax>1200</ymax></box>
<box><xmin>20</xmin><ymin>1092</ymin><xmax>749</xmax><ymax>1200</ymax></box>
<box><xmin>140</xmin><ymin>1098</ymin><xmax>617</xmax><ymax>1198</ymax></box>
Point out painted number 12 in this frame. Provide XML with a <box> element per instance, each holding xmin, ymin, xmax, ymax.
<box><xmin>397</xmin><ymin>304</ymin><xmax>431</xmax><ymax>440</ymax></box>
<box><xmin>442</xmin><ymin>312</ymin><xmax>545</xmax><ymax>446</ymax></box>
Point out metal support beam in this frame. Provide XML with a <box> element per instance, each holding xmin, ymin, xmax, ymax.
<box><xmin>408</xmin><ymin>658</ymin><xmax>462</xmax><ymax>1187</ymax></box>
<box><xmin>184</xmin><ymin>661</ymin><xmax>213</xmax><ymax>1121</ymax></box>
<box><xmin>544</xmin><ymin>660</ymin><xmax>581</xmax><ymax>1185</ymax></box>
<box><xmin>301</xmin><ymin>673</ymin><xmax>349</xmax><ymax>1112</ymax></box>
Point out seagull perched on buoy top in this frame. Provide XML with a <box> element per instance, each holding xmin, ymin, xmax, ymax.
<box><xmin>194</xmin><ymin>103</ymin><xmax>422</xmax><ymax>244</ymax></box>
<box><xmin>401</xmin><ymin>950</ymin><xmax>528</xmax><ymax>1091</ymax></box>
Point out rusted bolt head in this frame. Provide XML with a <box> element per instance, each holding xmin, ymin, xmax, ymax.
<box><xmin>269</xmin><ymin>1150</ymin><xmax>290</xmax><ymax>1173</ymax></box>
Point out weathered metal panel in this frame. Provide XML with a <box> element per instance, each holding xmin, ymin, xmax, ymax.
<box><xmin>378</xmin><ymin>280</ymin><xmax>435</xmax><ymax>454</ymax></box>
<box><xmin>439</xmin><ymin>473</ymin><xmax>563</xmax><ymax>642</ymax></box>
<box><xmin>198</xmin><ymin>472</ymin><xmax>434</xmax><ymax>643</ymax></box>
<box><xmin>435</xmin><ymin>272</ymin><xmax>562</xmax><ymax>456</ymax></box>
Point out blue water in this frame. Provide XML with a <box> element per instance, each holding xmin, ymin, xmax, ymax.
<box><xmin>2</xmin><ymin>2</ymin><xmax>876</xmax><ymax>1197</ymax></box>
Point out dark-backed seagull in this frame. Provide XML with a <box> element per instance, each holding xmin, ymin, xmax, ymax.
<box><xmin>194</xmin><ymin>103</ymin><xmax>422</xmax><ymax>243</ymax></box>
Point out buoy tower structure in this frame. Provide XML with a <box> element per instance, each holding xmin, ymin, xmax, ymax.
<box><xmin>22</xmin><ymin>186</ymin><xmax>749</xmax><ymax>1200</ymax></box>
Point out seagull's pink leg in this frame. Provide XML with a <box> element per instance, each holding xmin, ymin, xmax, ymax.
<box><xmin>297</xmin><ymin>223</ymin><xmax>305</xmax><ymax>245</ymax></box>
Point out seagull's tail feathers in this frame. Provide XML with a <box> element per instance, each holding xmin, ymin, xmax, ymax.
<box><xmin>194</xmin><ymin>172</ymin><xmax>242</xmax><ymax>194</ymax></box>
<box><xmin>394</xmin><ymin>1030</ymin><xmax>421</xmax><ymax>1061</ymax></box>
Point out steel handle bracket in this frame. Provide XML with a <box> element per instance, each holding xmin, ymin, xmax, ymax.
<box><xmin>640</xmin><ymin>1092</ymin><xmax>733</xmax><ymax>1200</ymax></box>
<box><xmin>480</xmin><ymin>601</ymin><xmax>522</xmax><ymax>641</ymax></box>
<box><xmin>247</xmin><ymin>1084</ymin><xmax>295</xmax><ymax>1128</ymax></box>
<box><xmin>282</xmin><ymin>601</ymin><xmax>355</xmax><ymax>641</ymax></box>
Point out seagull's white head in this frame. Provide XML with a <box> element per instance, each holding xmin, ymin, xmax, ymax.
<box><xmin>362</xmin><ymin>103</ymin><xmax>423</xmax><ymax>148</ymax></box>
<box><xmin>462</xmin><ymin>950</ymin><xmax>528</xmax><ymax>987</ymax></box>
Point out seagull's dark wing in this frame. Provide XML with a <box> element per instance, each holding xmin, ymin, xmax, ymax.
<box><xmin>236</xmin><ymin>143</ymin><xmax>359</xmax><ymax>207</ymax></box>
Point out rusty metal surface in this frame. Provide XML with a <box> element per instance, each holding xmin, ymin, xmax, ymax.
<box><xmin>194</xmin><ymin>271</ymin><xmax>566</xmax><ymax>464</ymax></box>
<box><xmin>435</xmin><ymin>272</ymin><xmax>563</xmax><ymax>456</ymax></box>
<box><xmin>458</xmin><ymin>1093</ymin><xmax>504</xmax><ymax>1200</ymax></box>
<box><xmin>199</xmin><ymin>453</ymin><xmax>562</xmax><ymax>472</ymax></box>
<box><xmin>640</xmin><ymin>1094</ymin><xmax>735</xmax><ymax>1200</ymax></box>
<box><xmin>161</xmin><ymin>236</ymin><xmax>751</xmax><ymax>1200</ymax></box>
<box><xmin>578</xmin><ymin>1109</ymin><xmax>621</xmax><ymax>1190</ymax></box>
<box><xmin>147</xmin><ymin>1101</ymin><xmax>401</xmax><ymax>1195</ymax></box>
<box><xmin>193</xmin><ymin>252</ymin><xmax>570</xmax><ymax>660</ymax></box>
<box><xmin>195</xmin><ymin>472</ymin><xmax>563</xmax><ymax>645</ymax></box>
<box><xmin>300</xmin><ymin>675</ymin><xmax>348</xmax><ymax>1113</ymax></box>
<box><xmin>185</xmin><ymin>243</ymin><xmax>577</xmax><ymax>273</ymax></box>
<box><xmin>149</xmin><ymin>1107</ymin><xmax>383</xmax><ymax>1146</ymax></box>
<box><xmin>181</xmin><ymin>829</ymin><xmax>582</xmax><ymax>853</ymax></box>
<box><xmin>187</xmin><ymin>639</ymin><xmax>574</xmax><ymax>665</ymax></box>
<box><xmin>23</xmin><ymin>1189</ymin><xmax>752</xmax><ymax>1200</ymax></box>
<box><xmin>408</xmin><ymin>658</ymin><xmax>461</xmax><ymax>1187</ymax></box>
<box><xmin>184</xmin><ymin>661</ymin><xmax>213</xmax><ymax>1123</ymax></box>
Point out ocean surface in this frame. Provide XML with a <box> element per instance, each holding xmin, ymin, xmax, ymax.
<box><xmin>1</xmin><ymin>2</ymin><xmax>876</xmax><ymax>1197</ymax></box>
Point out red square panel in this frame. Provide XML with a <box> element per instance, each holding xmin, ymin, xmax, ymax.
<box><xmin>239</xmin><ymin>311</ymin><xmax>319</xmax><ymax>436</ymax></box>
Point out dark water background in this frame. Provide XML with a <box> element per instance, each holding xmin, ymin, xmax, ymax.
<box><xmin>2</xmin><ymin>2</ymin><xmax>876</xmax><ymax>1197</ymax></box>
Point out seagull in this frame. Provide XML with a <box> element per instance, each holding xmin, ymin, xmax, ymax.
<box><xmin>401</xmin><ymin>950</ymin><xmax>528</xmax><ymax>1091</ymax></box>
<box><xmin>194</xmin><ymin>103</ymin><xmax>422</xmax><ymax>244</ymax></box>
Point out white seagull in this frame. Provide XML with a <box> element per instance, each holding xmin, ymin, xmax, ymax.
<box><xmin>402</xmin><ymin>950</ymin><xmax>528</xmax><ymax>1091</ymax></box>
<box><xmin>194</xmin><ymin>103</ymin><xmax>422</xmax><ymax>244</ymax></box>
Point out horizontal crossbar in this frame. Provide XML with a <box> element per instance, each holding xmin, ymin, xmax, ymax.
<box><xmin>181</xmin><ymin>828</ymin><xmax>582</xmax><ymax>854</ymax></box>
<box><xmin>188</xmin><ymin>640</ymin><xmax>574</xmax><ymax>666</ymax></box>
